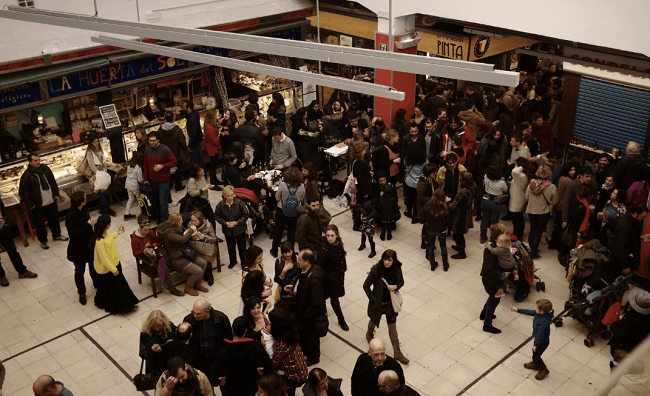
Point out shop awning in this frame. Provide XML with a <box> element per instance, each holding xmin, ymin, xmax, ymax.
<box><xmin>0</xmin><ymin>57</ymin><xmax>110</xmax><ymax>90</ymax></box>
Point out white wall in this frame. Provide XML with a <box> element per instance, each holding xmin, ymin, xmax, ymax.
<box><xmin>0</xmin><ymin>0</ymin><xmax>312</xmax><ymax>65</ymax></box>
<box><xmin>355</xmin><ymin>0</ymin><xmax>650</xmax><ymax>58</ymax></box>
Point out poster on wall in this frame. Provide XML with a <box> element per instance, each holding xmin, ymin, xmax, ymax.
<box><xmin>99</xmin><ymin>104</ymin><xmax>121</xmax><ymax>129</ymax></box>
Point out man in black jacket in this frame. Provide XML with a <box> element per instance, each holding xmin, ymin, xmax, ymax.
<box><xmin>210</xmin><ymin>316</ymin><xmax>274</xmax><ymax>396</ymax></box>
<box><xmin>0</xmin><ymin>199</ymin><xmax>37</xmax><ymax>287</ymax></box>
<box><xmin>295</xmin><ymin>197</ymin><xmax>326</xmax><ymax>252</ymax></box>
<box><xmin>181</xmin><ymin>100</ymin><xmax>205</xmax><ymax>170</ymax></box>
<box><xmin>159</xmin><ymin>111</ymin><xmax>190</xmax><ymax>192</ymax></box>
<box><xmin>234</xmin><ymin>108</ymin><xmax>265</xmax><ymax>166</ymax></box>
<box><xmin>613</xmin><ymin>141</ymin><xmax>649</xmax><ymax>191</ymax></box>
<box><xmin>399</xmin><ymin>123</ymin><xmax>425</xmax><ymax>160</ymax></box>
<box><xmin>19</xmin><ymin>153</ymin><xmax>68</xmax><ymax>250</ymax></box>
<box><xmin>182</xmin><ymin>298</ymin><xmax>233</xmax><ymax>375</ymax></box>
<box><xmin>351</xmin><ymin>338</ymin><xmax>405</xmax><ymax>396</ymax></box>
<box><xmin>163</xmin><ymin>322</ymin><xmax>199</xmax><ymax>369</ymax></box>
<box><xmin>614</xmin><ymin>204</ymin><xmax>649</xmax><ymax>275</ymax></box>
<box><xmin>291</xmin><ymin>249</ymin><xmax>326</xmax><ymax>366</ymax></box>
<box><xmin>65</xmin><ymin>191</ymin><xmax>98</xmax><ymax>304</ymax></box>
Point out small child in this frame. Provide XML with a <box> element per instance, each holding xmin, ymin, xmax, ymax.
<box><xmin>352</xmin><ymin>200</ymin><xmax>377</xmax><ymax>258</ymax></box>
<box><xmin>244</xmin><ymin>141</ymin><xmax>255</xmax><ymax>167</ymax></box>
<box><xmin>124</xmin><ymin>151</ymin><xmax>144</xmax><ymax>220</ymax></box>
<box><xmin>486</xmin><ymin>234</ymin><xmax>519</xmax><ymax>297</ymax></box>
<box><xmin>377</xmin><ymin>184</ymin><xmax>400</xmax><ymax>241</ymax></box>
<box><xmin>509</xmin><ymin>299</ymin><xmax>554</xmax><ymax>380</ymax></box>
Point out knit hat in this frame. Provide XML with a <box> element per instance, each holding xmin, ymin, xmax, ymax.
<box><xmin>629</xmin><ymin>288</ymin><xmax>650</xmax><ymax>315</ymax></box>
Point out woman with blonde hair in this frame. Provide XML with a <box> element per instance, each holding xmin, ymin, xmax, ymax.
<box><xmin>156</xmin><ymin>213</ymin><xmax>208</xmax><ymax>296</ymax></box>
<box><xmin>525</xmin><ymin>165</ymin><xmax>558</xmax><ymax>259</ymax></box>
<box><xmin>139</xmin><ymin>310</ymin><xmax>176</xmax><ymax>375</ymax></box>
<box><xmin>80</xmin><ymin>134</ymin><xmax>116</xmax><ymax>216</ymax></box>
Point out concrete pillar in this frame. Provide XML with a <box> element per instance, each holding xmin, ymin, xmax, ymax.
<box><xmin>374</xmin><ymin>14</ymin><xmax>417</xmax><ymax>127</ymax></box>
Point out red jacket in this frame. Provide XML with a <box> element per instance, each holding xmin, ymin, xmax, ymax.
<box><xmin>532</xmin><ymin>121</ymin><xmax>554</xmax><ymax>152</ymax></box>
<box><xmin>131</xmin><ymin>229</ymin><xmax>161</xmax><ymax>258</ymax></box>
<box><xmin>457</xmin><ymin>125</ymin><xmax>476</xmax><ymax>163</ymax></box>
<box><xmin>143</xmin><ymin>144</ymin><xmax>178</xmax><ymax>183</ymax></box>
<box><xmin>204</xmin><ymin>124</ymin><xmax>221</xmax><ymax>157</ymax></box>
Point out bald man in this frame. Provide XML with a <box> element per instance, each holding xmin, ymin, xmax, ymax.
<box><xmin>378</xmin><ymin>370</ymin><xmax>420</xmax><ymax>396</ymax></box>
<box><xmin>163</xmin><ymin>322</ymin><xmax>199</xmax><ymax>369</ymax></box>
<box><xmin>32</xmin><ymin>375</ymin><xmax>74</xmax><ymax>396</ymax></box>
<box><xmin>182</xmin><ymin>298</ymin><xmax>232</xmax><ymax>376</ymax></box>
<box><xmin>351</xmin><ymin>338</ymin><xmax>405</xmax><ymax>396</ymax></box>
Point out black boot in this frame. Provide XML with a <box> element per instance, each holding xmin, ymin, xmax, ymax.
<box><xmin>451</xmin><ymin>248</ymin><xmax>466</xmax><ymax>260</ymax></box>
<box><xmin>359</xmin><ymin>235</ymin><xmax>367</xmax><ymax>251</ymax></box>
<box><xmin>429</xmin><ymin>254</ymin><xmax>438</xmax><ymax>271</ymax></box>
<box><xmin>421</xmin><ymin>237</ymin><xmax>426</xmax><ymax>249</ymax></box>
<box><xmin>442</xmin><ymin>255</ymin><xmax>449</xmax><ymax>271</ymax></box>
<box><xmin>380</xmin><ymin>230</ymin><xmax>386</xmax><ymax>241</ymax></box>
<box><xmin>368</xmin><ymin>238</ymin><xmax>376</xmax><ymax>258</ymax></box>
<box><xmin>332</xmin><ymin>303</ymin><xmax>349</xmax><ymax>331</ymax></box>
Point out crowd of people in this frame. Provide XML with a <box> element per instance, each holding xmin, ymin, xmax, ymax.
<box><xmin>5</xmin><ymin>69</ymin><xmax>650</xmax><ymax>395</ymax></box>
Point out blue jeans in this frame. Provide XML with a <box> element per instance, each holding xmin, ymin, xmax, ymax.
<box><xmin>480</xmin><ymin>199</ymin><xmax>502</xmax><ymax>240</ymax></box>
<box><xmin>481</xmin><ymin>295</ymin><xmax>501</xmax><ymax>327</ymax></box>
<box><xmin>528</xmin><ymin>212</ymin><xmax>551</xmax><ymax>257</ymax></box>
<box><xmin>189</xmin><ymin>147</ymin><xmax>205</xmax><ymax>170</ymax></box>
<box><xmin>427</xmin><ymin>231</ymin><xmax>447</xmax><ymax>258</ymax></box>
<box><xmin>151</xmin><ymin>180</ymin><xmax>171</xmax><ymax>222</ymax></box>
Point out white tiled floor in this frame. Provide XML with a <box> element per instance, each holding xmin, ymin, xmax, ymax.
<box><xmin>0</xmin><ymin>176</ymin><xmax>623</xmax><ymax>395</ymax></box>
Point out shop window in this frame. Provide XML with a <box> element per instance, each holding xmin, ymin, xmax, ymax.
<box><xmin>18</xmin><ymin>0</ymin><xmax>35</xmax><ymax>8</ymax></box>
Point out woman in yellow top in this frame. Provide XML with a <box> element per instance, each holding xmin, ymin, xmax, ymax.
<box><xmin>91</xmin><ymin>214</ymin><xmax>139</xmax><ymax>314</ymax></box>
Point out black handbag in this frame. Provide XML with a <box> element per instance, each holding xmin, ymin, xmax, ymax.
<box><xmin>133</xmin><ymin>358</ymin><xmax>157</xmax><ymax>391</ymax></box>
<box><xmin>315</xmin><ymin>314</ymin><xmax>329</xmax><ymax>337</ymax></box>
<box><xmin>182</xmin><ymin>245</ymin><xmax>198</xmax><ymax>261</ymax></box>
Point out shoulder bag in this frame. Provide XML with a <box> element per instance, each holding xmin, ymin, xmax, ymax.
<box><xmin>133</xmin><ymin>358</ymin><xmax>157</xmax><ymax>391</ymax></box>
<box><xmin>189</xmin><ymin>239</ymin><xmax>216</xmax><ymax>256</ymax></box>
<box><xmin>381</xmin><ymin>277</ymin><xmax>403</xmax><ymax>313</ymax></box>
<box><xmin>181</xmin><ymin>244</ymin><xmax>198</xmax><ymax>261</ymax></box>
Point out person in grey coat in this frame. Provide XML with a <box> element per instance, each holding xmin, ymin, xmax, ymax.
<box><xmin>214</xmin><ymin>185</ymin><xmax>249</xmax><ymax>269</ymax></box>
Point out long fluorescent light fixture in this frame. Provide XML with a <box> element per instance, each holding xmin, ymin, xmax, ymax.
<box><xmin>91</xmin><ymin>35</ymin><xmax>405</xmax><ymax>100</ymax></box>
<box><xmin>0</xmin><ymin>6</ymin><xmax>520</xmax><ymax>86</ymax></box>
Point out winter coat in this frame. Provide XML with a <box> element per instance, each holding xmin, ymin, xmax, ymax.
<box><xmin>214</xmin><ymin>197</ymin><xmax>248</xmax><ymax>237</ymax></box>
<box><xmin>562</xmin><ymin>178</ymin><xmax>597</xmax><ymax>222</ymax></box>
<box><xmin>377</xmin><ymin>193</ymin><xmax>400</xmax><ymax>223</ymax></box>
<box><xmin>182</xmin><ymin>308</ymin><xmax>233</xmax><ymax>375</ymax></box>
<box><xmin>65</xmin><ymin>205</ymin><xmax>94</xmax><ymax>263</ymax></box>
<box><xmin>516</xmin><ymin>309</ymin><xmax>554</xmax><ymax>347</ymax></box>
<box><xmin>210</xmin><ymin>338</ymin><xmax>274</xmax><ymax>396</ymax></box>
<box><xmin>420</xmin><ymin>204</ymin><xmax>448</xmax><ymax>234</ymax></box>
<box><xmin>316</xmin><ymin>236</ymin><xmax>347</xmax><ymax>299</ymax></box>
<box><xmin>436</xmin><ymin>164</ymin><xmax>467</xmax><ymax>199</ymax></box>
<box><xmin>235</xmin><ymin>121</ymin><xmax>265</xmax><ymax>164</ymax></box>
<box><xmin>296</xmin><ymin>206</ymin><xmax>325</xmax><ymax>252</ymax></box>
<box><xmin>509</xmin><ymin>166</ymin><xmax>529</xmax><ymax>213</ymax></box>
<box><xmin>416</xmin><ymin>176</ymin><xmax>438</xmax><ymax>219</ymax></box>
<box><xmin>614</xmin><ymin>212</ymin><xmax>643</xmax><ymax>272</ymax></box>
<box><xmin>19</xmin><ymin>164</ymin><xmax>59</xmax><ymax>209</ymax></box>
<box><xmin>155</xmin><ymin>365</ymin><xmax>214</xmax><ymax>396</ymax></box>
<box><xmin>203</xmin><ymin>124</ymin><xmax>221</xmax><ymax>157</ymax></box>
<box><xmin>554</xmin><ymin>175</ymin><xmax>572</xmax><ymax>212</ymax></box>
<box><xmin>363</xmin><ymin>263</ymin><xmax>404</xmax><ymax>327</ymax></box>
<box><xmin>156</xmin><ymin>222</ymin><xmax>192</xmax><ymax>263</ymax></box>
<box><xmin>525</xmin><ymin>180</ymin><xmax>558</xmax><ymax>215</ymax></box>
<box><xmin>353</xmin><ymin>160</ymin><xmax>372</xmax><ymax>202</ymax></box>
<box><xmin>185</xmin><ymin>109</ymin><xmax>203</xmax><ymax>149</ymax></box>
<box><xmin>448</xmin><ymin>186</ymin><xmax>475</xmax><ymax>234</ymax></box>
<box><xmin>290</xmin><ymin>264</ymin><xmax>326</xmax><ymax>330</ymax></box>
<box><xmin>481</xmin><ymin>240</ymin><xmax>506</xmax><ymax>296</ymax></box>
<box><xmin>125</xmin><ymin>164</ymin><xmax>143</xmax><ymax>192</ymax></box>
<box><xmin>158</xmin><ymin>121</ymin><xmax>189</xmax><ymax>164</ymax></box>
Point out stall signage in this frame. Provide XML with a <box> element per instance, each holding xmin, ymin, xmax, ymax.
<box><xmin>0</xmin><ymin>83</ymin><xmax>42</xmax><ymax>110</ymax></box>
<box><xmin>47</xmin><ymin>55</ymin><xmax>189</xmax><ymax>98</ymax></box>
<box><xmin>468</xmin><ymin>35</ymin><xmax>538</xmax><ymax>61</ymax></box>
<box><xmin>418</xmin><ymin>30</ymin><xmax>468</xmax><ymax>60</ymax></box>
<box><xmin>193</xmin><ymin>27</ymin><xmax>302</xmax><ymax>59</ymax></box>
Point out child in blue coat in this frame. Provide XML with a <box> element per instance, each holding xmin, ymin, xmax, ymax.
<box><xmin>510</xmin><ymin>299</ymin><xmax>554</xmax><ymax>380</ymax></box>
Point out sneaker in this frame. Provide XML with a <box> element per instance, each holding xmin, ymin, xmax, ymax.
<box><xmin>169</xmin><ymin>201</ymin><xmax>179</xmax><ymax>207</ymax></box>
<box><xmin>494</xmin><ymin>289</ymin><xmax>505</xmax><ymax>298</ymax></box>
<box><xmin>53</xmin><ymin>235</ymin><xmax>69</xmax><ymax>241</ymax></box>
<box><xmin>0</xmin><ymin>277</ymin><xmax>8</xmax><ymax>287</ymax></box>
<box><xmin>524</xmin><ymin>362</ymin><xmax>540</xmax><ymax>370</ymax></box>
<box><xmin>41</xmin><ymin>243</ymin><xmax>50</xmax><ymax>250</ymax></box>
<box><xmin>131</xmin><ymin>304</ymin><xmax>139</xmax><ymax>313</ymax></box>
<box><xmin>18</xmin><ymin>270</ymin><xmax>38</xmax><ymax>279</ymax></box>
<box><xmin>532</xmin><ymin>254</ymin><xmax>542</xmax><ymax>260</ymax></box>
<box><xmin>124</xmin><ymin>214</ymin><xmax>136</xmax><ymax>220</ymax></box>
<box><xmin>535</xmin><ymin>368</ymin><xmax>549</xmax><ymax>380</ymax></box>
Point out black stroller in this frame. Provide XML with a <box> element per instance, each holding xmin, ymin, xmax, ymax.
<box><xmin>502</xmin><ymin>235</ymin><xmax>545</xmax><ymax>302</ymax></box>
<box><xmin>554</xmin><ymin>240</ymin><xmax>632</xmax><ymax>347</ymax></box>
<box><xmin>234</xmin><ymin>188</ymin><xmax>272</xmax><ymax>245</ymax></box>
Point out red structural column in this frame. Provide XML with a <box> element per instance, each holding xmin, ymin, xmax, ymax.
<box><xmin>374</xmin><ymin>32</ymin><xmax>416</xmax><ymax>126</ymax></box>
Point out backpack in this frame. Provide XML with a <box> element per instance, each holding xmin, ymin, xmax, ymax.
<box><xmin>139</xmin><ymin>193</ymin><xmax>154</xmax><ymax>218</ymax></box>
<box><xmin>282</xmin><ymin>183</ymin><xmax>300</xmax><ymax>217</ymax></box>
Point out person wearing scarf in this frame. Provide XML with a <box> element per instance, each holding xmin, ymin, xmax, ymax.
<box><xmin>524</xmin><ymin>166</ymin><xmax>557</xmax><ymax>259</ymax></box>
<box><xmin>19</xmin><ymin>153</ymin><xmax>69</xmax><ymax>250</ymax></box>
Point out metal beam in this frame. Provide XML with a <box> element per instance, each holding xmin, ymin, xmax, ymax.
<box><xmin>0</xmin><ymin>6</ymin><xmax>521</xmax><ymax>86</ymax></box>
<box><xmin>91</xmin><ymin>35</ymin><xmax>405</xmax><ymax>100</ymax></box>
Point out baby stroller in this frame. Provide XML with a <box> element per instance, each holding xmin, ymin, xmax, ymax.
<box><xmin>554</xmin><ymin>273</ymin><xmax>633</xmax><ymax>347</ymax></box>
<box><xmin>503</xmin><ymin>233</ymin><xmax>545</xmax><ymax>302</ymax></box>
<box><xmin>234</xmin><ymin>188</ymin><xmax>271</xmax><ymax>245</ymax></box>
